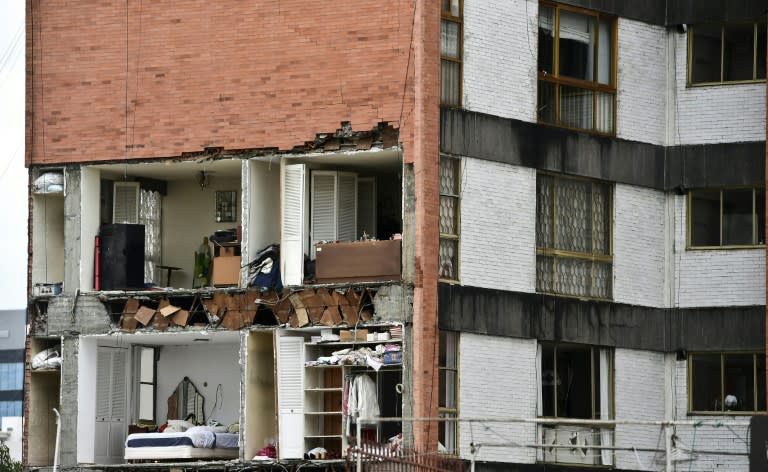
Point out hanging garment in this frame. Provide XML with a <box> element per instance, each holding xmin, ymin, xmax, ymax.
<box><xmin>348</xmin><ymin>374</ymin><xmax>379</xmax><ymax>423</ymax></box>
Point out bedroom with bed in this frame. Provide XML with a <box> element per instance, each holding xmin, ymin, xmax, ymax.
<box><xmin>75</xmin><ymin>330</ymin><xmax>250</xmax><ymax>464</ymax></box>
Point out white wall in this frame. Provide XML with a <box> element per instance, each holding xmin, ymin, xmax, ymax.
<box><xmin>673</xmin><ymin>195</ymin><xmax>765</xmax><ymax>307</ymax></box>
<box><xmin>614</xmin><ymin>349</ymin><xmax>667</xmax><ymax>471</ymax></box>
<box><xmin>77</xmin><ymin>336</ymin><xmax>98</xmax><ymax>463</ymax></box>
<box><xmin>613</xmin><ymin>184</ymin><xmax>667</xmax><ymax>307</ymax></box>
<box><xmin>673</xmin><ymin>32</ymin><xmax>766</xmax><ymax>145</ymax></box>
<box><xmin>162</xmin><ymin>176</ymin><xmax>241</xmax><ymax>288</ymax></box>
<box><xmin>459</xmin><ymin>333</ymin><xmax>537</xmax><ymax>464</ymax></box>
<box><xmin>80</xmin><ymin>167</ymin><xmax>101</xmax><ymax>291</ymax></box>
<box><xmin>463</xmin><ymin>0</ymin><xmax>537</xmax><ymax>123</ymax></box>
<box><xmin>459</xmin><ymin>159</ymin><xmax>536</xmax><ymax>292</ymax></box>
<box><xmin>156</xmin><ymin>342</ymin><xmax>241</xmax><ymax>426</ymax></box>
<box><xmin>246</xmin><ymin>160</ymin><xmax>281</xmax><ymax>262</ymax></box>
<box><xmin>616</xmin><ymin>19</ymin><xmax>668</xmax><ymax>145</ymax></box>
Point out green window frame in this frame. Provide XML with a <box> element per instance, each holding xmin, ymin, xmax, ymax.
<box><xmin>688</xmin><ymin>352</ymin><xmax>766</xmax><ymax>414</ymax></box>
<box><xmin>688</xmin><ymin>21</ymin><xmax>767</xmax><ymax>85</ymax></box>
<box><xmin>537</xmin><ymin>2</ymin><xmax>617</xmax><ymax>135</ymax></box>
<box><xmin>687</xmin><ymin>188</ymin><xmax>765</xmax><ymax>248</ymax></box>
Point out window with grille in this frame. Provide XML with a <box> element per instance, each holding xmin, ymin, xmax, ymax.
<box><xmin>536</xmin><ymin>174</ymin><xmax>612</xmax><ymax>299</ymax></box>
<box><xmin>689</xmin><ymin>21</ymin><xmax>767</xmax><ymax>85</ymax></box>
<box><xmin>689</xmin><ymin>352</ymin><xmax>766</xmax><ymax>413</ymax></box>
<box><xmin>688</xmin><ymin>188</ymin><xmax>765</xmax><ymax>248</ymax></box>
<box><xmin>439</xmin><ymin>156</ymin><xmax>460</xmax><ymax>281</ymax></box>
<box><xmin>441</xmin><ymin>0</ymin><xmax>462</xmax><ymax>106</ymax></box>
<box><xmin>538</xmin><ymin>2</ymin><xmax>616</xmax><ymax>134</ymax></box>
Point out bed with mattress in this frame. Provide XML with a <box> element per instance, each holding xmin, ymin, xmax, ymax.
<box><xmin>124</xmin><ymin>427</ymin><xmax>239</xmax><ymax>461</ymax></box>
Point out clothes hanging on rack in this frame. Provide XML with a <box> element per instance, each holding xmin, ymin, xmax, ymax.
<box><xmin>346</xmin><ymin>374</ymin><xmax>379</xmax><ymax>436</ymax></box>
<box><xmin>349</xmin><ymin>374</ymin><xmax>379</xmax><ymax>420</ymax></box>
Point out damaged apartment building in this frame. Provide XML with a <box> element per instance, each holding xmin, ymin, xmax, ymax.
<box><xmin>23</xmin><ymin>1</ymin><xmax>768</xmax><ymax>472</ymax></box>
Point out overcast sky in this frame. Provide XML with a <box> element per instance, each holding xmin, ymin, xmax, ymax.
<box><xmin>0</xmin><ymin>1</ymin><xmax>29</xmax><ymax>310</ymax></box>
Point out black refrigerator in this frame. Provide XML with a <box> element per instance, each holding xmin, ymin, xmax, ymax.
<box><xmin>100</xmin><ymin>224</ymin><xmax>145</xmax><ymax>290</ymax></box>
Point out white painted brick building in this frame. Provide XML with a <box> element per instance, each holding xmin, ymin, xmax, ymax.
<box><xmin>440</xmin><ymin>1</ymin><xmax>766</xmax><ymax>471</ymax></box>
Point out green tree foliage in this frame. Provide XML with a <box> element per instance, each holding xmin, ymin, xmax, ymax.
<box><xmin>0</xmin><ymin>443</ymin><xmax>21</xmax><ymax>472</ymax></box>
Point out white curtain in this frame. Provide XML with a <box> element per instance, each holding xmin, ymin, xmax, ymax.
<box><xmin>599</xmin><ymin>349</ymin><xmax>613</xmax><ymax>465</ymax></box>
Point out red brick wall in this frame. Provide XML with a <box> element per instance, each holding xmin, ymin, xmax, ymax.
<box><xmin>25</xmin><ymin>0</ymin><xmax>441</xmax><ymax>454</ymax></box>
<box><xmin>26</xmin><ymin>0</ymin><xmax>417</xmax><ymax>165</ymax></box>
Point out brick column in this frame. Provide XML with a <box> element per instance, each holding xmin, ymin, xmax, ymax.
<box><xmin>410</xmin><ymin>0</ymin><xmax>441</xmax><ymax>451</ymax></box>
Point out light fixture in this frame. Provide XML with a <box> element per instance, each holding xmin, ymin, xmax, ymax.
<box><xmin>196</xmin><ymin>170</ymin><xmax>210</xmax><ymax>190</ymax></box>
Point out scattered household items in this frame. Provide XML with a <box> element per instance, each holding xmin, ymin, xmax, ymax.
<box><xmin>304</xmin><ymin>446</ymin><xmax>328</xmax><ymax>460</ymax></box>
<box><xmin>212</xmin><ymin>242</ymin><xmax>241</xmax><ymax>286</ymax></box>
<box><xmin>253</xmin><ymin>443</ymin><xmax>276</xmax><ymax>460</ymax></box>
<box><xmin>247</xmin><ymin>244</ymin><xmax>282</xmax><ymax>290</ymax></box>
<box><xmin>210</xmin><ymin>228</ymin><xmax>237</xmax><ymax>243</ymax></box>
<box><xmin>32</xmin><ymin>172</ymin><xmax>64</xmax><ymax>194</ymax></box>
<box><xmin>193</xmin><ymin>237</ymin><xmax>212</xmax><ymax>288</ymax></box>
<box><xmin>315</xmin><ymin>239</ymin><xmax>401</xmax><ymax>283</ymax></box>
<box><xmin>305</xmin><ymin>343</ymin><xmax>401</xmax><ymax>372</ymax></box>
<box><xmin>31</xmin><ymin>347</ymin><xmax>61</xmax><ymax>370</ymax></box>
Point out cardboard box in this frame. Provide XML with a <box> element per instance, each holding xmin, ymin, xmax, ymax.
<box><xmin>339</xmin><ymin>329</ymin><xmax>369</xmax><ymax>342</ymax></box>
<box><xmin>315</xmin><ymin>240</ymin><xmax>401</xmax><ymax>283</ymax></box>
<box><xmin>213</xmin><ymin>256</ymin><xmax>240</xmax><ymax>286</ymax></box>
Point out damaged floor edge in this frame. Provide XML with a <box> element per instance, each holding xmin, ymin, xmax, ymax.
<box><xmin>28</xmin><ymin>282</ymin><xmax>410</xmax><ymax>336</ymax></box>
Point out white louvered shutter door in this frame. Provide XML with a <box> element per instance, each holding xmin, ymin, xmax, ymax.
<box><xmin>281</xmin><ymin>163</ymin><xmax>306</xmax><ymax>286</ymax></box>
<box><xmin>310</xmin><ymin>171</ymin><xmax>337</xmax><ymax>258</ymax></box>
<box><xmin>276</xmin><ymin>335</ymin><xmax>304</xmax><ymax>459</ymax></box>
<box><xmin>336</xmin><ymin>172</ymin><xmax>357</xmax><ymax>242</ymax></box>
